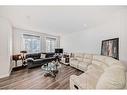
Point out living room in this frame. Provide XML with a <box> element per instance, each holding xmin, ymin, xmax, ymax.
<box><xmin>0</xmin><ymin>5</ymin><xmax>127</xmax><ymax>91</ymax></box>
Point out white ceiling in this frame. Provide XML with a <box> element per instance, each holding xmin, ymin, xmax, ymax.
<box><xmin>0</xmin><ymin>6</ymin><xmax>126</xmax><ymax>35</ymax></box>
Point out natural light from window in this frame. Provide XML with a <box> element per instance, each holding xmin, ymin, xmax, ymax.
<box><xmin>46</xmin><ymin>37</ymin><xmax>56</xmax><ymax>52</ymax></box>
<box><xmin>23</xmin><ymin>34</ymin><xmax>41</xmax><ymax>53</ymax></box>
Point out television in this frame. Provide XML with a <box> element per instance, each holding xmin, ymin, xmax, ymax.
<box><xmin>55</xmin><ymin>48</ymin><xmax>63</xmax><ymax>54</ymax></box>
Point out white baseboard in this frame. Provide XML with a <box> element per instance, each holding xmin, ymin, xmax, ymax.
<box><xmin>0</xmin><ymin>73</ymin><xmax>10</xmax><ymax>79</ymax></box>
<box><xmin>0</xmin><ymin>69</ymin><xmax>12</xmax><ymax>79</ymax></box>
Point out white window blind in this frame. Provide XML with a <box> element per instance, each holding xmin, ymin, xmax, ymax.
<box><xmin>46</xmin><ymin>37</ymin><xmax>56</xmax><ymax>52</ymax></box>
<box><xmin>23</xmin><ymin>34</ymin><xmax>41</xmax><ymax>53</ymax></box>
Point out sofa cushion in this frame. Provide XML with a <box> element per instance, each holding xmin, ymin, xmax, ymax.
<box><xmin>93</xmin><ymin>55</ymin><xmax>106</xmax><ymax>63</ymax></box>
<box><xmin>87</xmin><ymin>64</ymin><xmax>104</xmax><ymax>73</ymax></box>
<box><xmin>75</xmin><ymin>53</ymin><xmax>84</xmax><ymax>62</ymax></box>
<box><xmin>83</xmin><ymin>59</ymin><xmax>92</xmax><ymax>66</ymax></box>
<box><xmin>104</xmin><ymin>57</ymin><xmax>120</xmax><ymax>66</ymax></box>
<box><xmin>92</xmin><ymin>60</ymin><xmax>108</xmax><ymax>70</ymax></box>
<box><xmin>85</xmin><ymin>64</ymin><xmax>104</xmax><ymax>89</ymax></box>
<box><xmin>85</xmin><ymin>70</ymin><xmax>102</xmax><ymax>89</ymax></box>
<box><xmin>84</xmin><ymin>54</ymin><xmax>93</xmax><ymax>59</ymax></box>
<box><xmin>46</xmin><ymin>53</ymin><xmax>55</xmax><ymax>58</ymax></box>
<box><xmin>78</xmin><ymin>62</ymin><xmax>88</xmax><ymax>72</ymax></box>
<box><xmin>96</xmin><ymin>64</ymin><xmax>126</xmax><ymax>89</ymax></box>
<box><xmin>73</xmin><ymin>68</ymin><xmax>103</xmax><ymax>89</ymax></box>
<box><xmin>26</xmin><ymin>53</ymin><xmax>41</xmax><ymax>59</ymax></box>
<box><xmin>83</xmin><ymin>54</ymin><xmax>92</xmax><ymax>65</ymax></box>
<box><xmin>70</xmin><ymin>59</ymin><xmax>79</xmax><ymax>68</ymax></box>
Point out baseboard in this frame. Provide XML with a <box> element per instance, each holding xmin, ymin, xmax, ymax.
<box><xmin>0</xmin><ymin>69</ymin><xmax>12</xmax><ymax>79</ymax></box>
<box><xmin>0</xmin><ymin>73</ymin><xmax>10</xmax><ymax>79</ymax></box>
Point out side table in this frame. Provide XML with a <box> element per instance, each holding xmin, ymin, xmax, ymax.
<box><xmin>12</xmin><ymin>54</ymin><xmax>27</xmax><ymax>71</ymax></box>
<box><xmin>12</xmin><ymin>54</ymin><xmax>22</xmax><ymax>67</ymax></box>
<box><xmin>60</xmin><ymin>55</ymin><xmax>70</xmax><ymax>65</ymax></box>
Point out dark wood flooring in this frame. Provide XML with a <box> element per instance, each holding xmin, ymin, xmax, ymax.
<box><xmin>0</xmin><ymin>64</ymin><xmax>82</xmax><ymax>89</ymax></box>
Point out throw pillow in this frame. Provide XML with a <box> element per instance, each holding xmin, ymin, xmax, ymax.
<box><xmin>40</xmin><ymin>54</ymin><xmax>46</xmax><ymax>59</ymax></box>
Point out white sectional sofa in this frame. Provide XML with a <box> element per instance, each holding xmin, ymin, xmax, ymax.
<box><xmin>70</xmin><ymin>53</ymin><xmax>93</xmax><ymax>72</ymax></box>
<box><xmin>70</xmin><ymin>53</ymin><xmax>127</xmax><ymax>89</ymax></box>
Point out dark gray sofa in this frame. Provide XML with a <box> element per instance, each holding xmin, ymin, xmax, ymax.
<box><xmin>26</xmin><ymin>53</ymin><xmax>56</xmax><ymax>69</ymax></box>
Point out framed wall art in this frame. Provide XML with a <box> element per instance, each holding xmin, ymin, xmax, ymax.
<box><xmin>101</xmin><ymin>38</ymin><xmax>119</xmax><ymax>60</ymax></box>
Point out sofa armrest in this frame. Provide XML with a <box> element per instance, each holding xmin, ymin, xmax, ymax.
<box><xmin>26</xmin><ymin>58</ymin><xmax>34</xmax><ymax>63</ymax></box>
<box><xmin>70</xmin><ymin>75</ymin><xmax>79</xmax><ymax>89</ymax></box>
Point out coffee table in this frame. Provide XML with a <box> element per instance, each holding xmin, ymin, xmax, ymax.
<box><xmin>41</xmin><ymin>61</ymin><xmax>61</xmax><ymax>78</ymax></box>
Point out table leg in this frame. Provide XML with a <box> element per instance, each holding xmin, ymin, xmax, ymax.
<box><xmin>15</xmin><ymin>61</ymin><xmax>17</xmax><ymax>67</ymax></box>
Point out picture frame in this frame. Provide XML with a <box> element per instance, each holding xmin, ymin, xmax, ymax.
<box><xmin>101</xmin><ymin>38</ymin><xmax>119</xmax><ymax>60</ymax></box>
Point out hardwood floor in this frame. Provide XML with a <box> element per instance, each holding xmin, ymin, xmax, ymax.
<box><xmin>0</xmin><ymin>64</ymin><xmax>82</xmax><ymax>89</ymax></box>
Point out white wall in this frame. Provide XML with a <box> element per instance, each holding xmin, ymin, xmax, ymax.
<box><xmin>0</xmin><ymin>17</ymin><xmax>12</xmax><ymax>78</ymax></box>
<box><xmin>61</xmin><ymin>9</ymin><xmax>127</xmax><ymax>64</ymax></box>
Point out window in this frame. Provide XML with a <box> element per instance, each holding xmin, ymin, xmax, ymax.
<box><xmin>46</xmin><ymin>37</ymin><xmax>56</xmax><ymax>52</ymax></box>
<box><xmin>23</xmin><ymin>34</ymin><xmax>41</xmax><ymax>53</ymax></box>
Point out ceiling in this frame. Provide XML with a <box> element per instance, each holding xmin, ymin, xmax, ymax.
<box><xmin>0</xmin><ymin>6</ymin><xmax>126</xmax><ymax>35</ymax></box>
